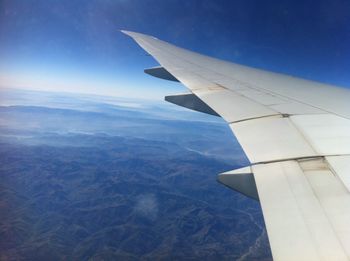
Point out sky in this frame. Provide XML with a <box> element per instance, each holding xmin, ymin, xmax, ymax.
<box><xmin>1</xmin><ymin>0</ymin><xmax>350</xmax><ymax>100</ymax></box>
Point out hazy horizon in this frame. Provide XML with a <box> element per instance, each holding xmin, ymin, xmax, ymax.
<box><xmin>1</xmin><ymin>0</ymin><xmax>350</xmax><ymax>99</ymax></box>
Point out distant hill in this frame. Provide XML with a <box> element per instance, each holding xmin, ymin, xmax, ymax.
<box><xmin>0</xmin><ymin>89</ymin><xmax>271</xmax><ymax>260</ymax></box>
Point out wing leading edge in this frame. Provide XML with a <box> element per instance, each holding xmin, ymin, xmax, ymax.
<box><xmin>123</xmin><ymin>30</ymin><xmax>350</xmax><ymax>260</ymax></box>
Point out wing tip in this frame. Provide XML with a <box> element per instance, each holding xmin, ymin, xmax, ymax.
<box><xmin>120</xmin><ymin>30</ymin><xmax>158</xmax><ymax>40</ymax></box>
<box><xmin>120</xmin><ymin>30</ymin><xmax>138</xmax><ymax>39</ymax></box>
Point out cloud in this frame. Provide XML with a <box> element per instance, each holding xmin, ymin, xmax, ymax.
<box><xmin>134</xmin><ymin>194</ymin><xmax>159</xmax><ymax>221</ymax></box>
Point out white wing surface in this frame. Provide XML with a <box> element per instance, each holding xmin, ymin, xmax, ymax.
<box><xmin>123</xmin><ymin>30</ymin><xmax>350</xmax><ymax>261</ymax></box>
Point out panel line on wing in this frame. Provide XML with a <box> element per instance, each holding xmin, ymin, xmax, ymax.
<box><xmin>253</xmin><ymin>160</ymin><xmax>350</xmax><ymax>260</ymax></box>
<box><xmin>130</xmin><ymin>32</ymin><xmax>334</xmax><ymax>117</ymax></box>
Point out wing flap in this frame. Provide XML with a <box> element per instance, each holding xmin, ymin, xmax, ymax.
<box><xmin>230</xmin><ymin>116</ymin><xmax>317</xmax><ymax>163</ymax></box>
<box><xmin>195</xmin><ymin>89</ymin><xmax>279</xmax><ymax>123</ymax></box>
<box><xmin>291</xmin><ymin>114</ymin><xmax>350</xmax><ymax>155</ymax></box>
<box><xmin>253</xmin><ymin>159</ymin><xmax>350</xmax><ymax>261</ymax></box>
<box><xmin>326</xmin><ymin>155</ymin><xmax>350</xmax><ymax>193</ymax></box>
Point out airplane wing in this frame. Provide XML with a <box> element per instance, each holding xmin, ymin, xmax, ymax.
<box><xmin>122</xmin><ymin>30</ymin><xmax>350</xmax><ymax>261</ymax></box>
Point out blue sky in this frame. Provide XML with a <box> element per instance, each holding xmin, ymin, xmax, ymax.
<box><xmin>1</xmin><ymin>0</ymin><xmax>350</xmax><ymax>99</ymax></box>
